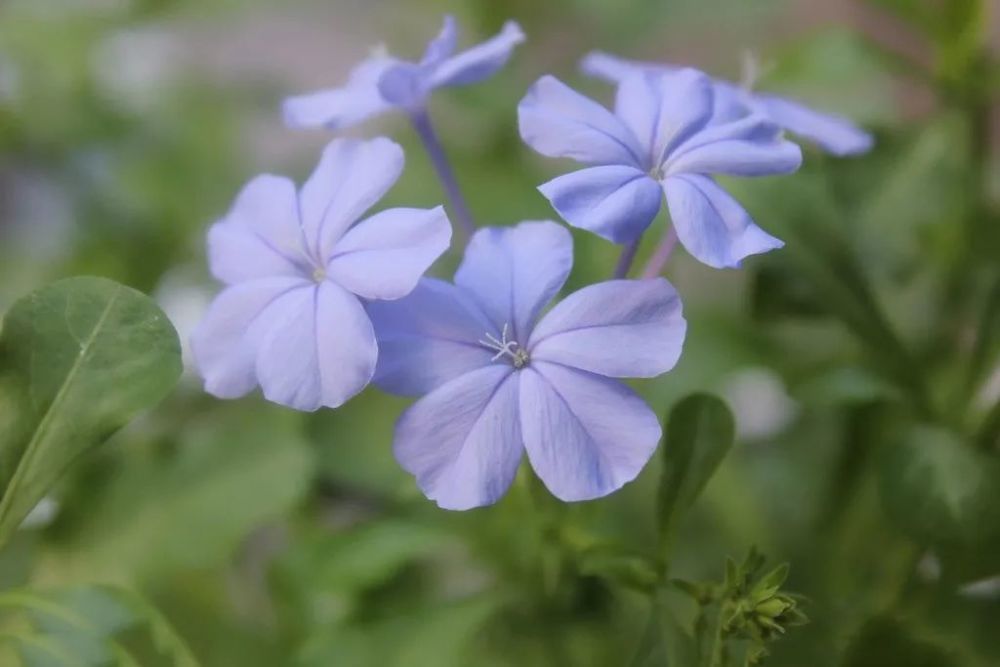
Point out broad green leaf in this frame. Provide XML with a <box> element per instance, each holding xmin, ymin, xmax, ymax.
<box><xmin>878</xmin><ymin>426</ymin><xmax>1000</xmax><ymax>550</ymax></box>
<box><xmin>658</xmin><ymin>394</ymin><xmax>735</xmax><ymax>544</ymax></box>
<box><xmin>0</xmin><ymin>277</ymin><xmax>182</xmax><ymax>549</ymax></box>
<box><xmin>40</xmin><ymin>410</ymin><xmax>311</xmax><ymax>582</ymax></box>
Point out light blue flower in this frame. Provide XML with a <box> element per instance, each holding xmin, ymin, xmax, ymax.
<box><xmin>518</xmin><ymin>69</ymin><xmax>802</xmax><ymax>268</ymax></box>
<box><xmin>369</xmin><ymin>221</ymin><xmax>687</xmax><ymax>510</ymax></box>
<box><xmin>582</xmin><ymin>51</ymin><xmax>874</xmax><ymax>157</ymax></box>
<box><xmin>283</xmin><ymin>16</ymin><xmax>525</xmax><ymax>130</ymax></box>
<box><xmin>191</xmin><ymin>138</ymin><xmax>451</xmax><ymax>411</ymax></box>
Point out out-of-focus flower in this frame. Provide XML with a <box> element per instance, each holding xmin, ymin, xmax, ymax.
<box><xmin>283</xmin><ymin>16</ymin><xmax>525</xmax><ymax>130</ymax></box>
<box><xmin>518</xmin><ymin>69</ymin><xmax>801</xmax><ymax>268</ymax></box>
<box><xmin>582</xmin><ymin>51</ymin><xmax>874</xmax><ymax>157</ymax></box>
<box><xmin>369</xmin><ymin>221</ymin><xmax>686</xmax><ymax>510</ymax></box>
<box><xmin>191</xmin><ymin>137</ymin><xmax>451</xmax><ymax>411</ymax></box>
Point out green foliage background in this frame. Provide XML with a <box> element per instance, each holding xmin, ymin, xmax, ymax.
<box><xmin>1</xmin><ymin>0</ymin><xmax>999</xmax><ymax>665</ymax></box>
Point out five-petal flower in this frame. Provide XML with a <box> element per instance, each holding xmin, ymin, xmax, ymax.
<box><xmin>581</xmin><ymin>51</ymin><xmax>874</xmax><ymax>157</ymax></box>
<box><xmin>283</xmin><ymin>15</ymin><xmax>525</xmax><ymax>130</ymax></box>
<box><xmin>368</xmin><ymin>221</ymin><xmax>687</xmax><ymax>510</ymax></box>
<box><xmin>191</xmin><ymin>137</ymin><xmax>451</xmax><ymax>411</ymax></box>
<box><xmin>518</xmin><ymin>69</ymin><xmax>803</xmax><ymax>269</ymax></box>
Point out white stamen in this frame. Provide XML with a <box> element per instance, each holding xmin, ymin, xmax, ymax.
<box><xmin>478</xmin><ymin>323</ymin><xmax>529</xmax><ymax>368</ymax></box>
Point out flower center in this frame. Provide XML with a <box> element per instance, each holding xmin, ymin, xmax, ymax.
<box><xmin>479</xmin><ymin>323</ymin><xmax>530</xmax><ymax>369</ymax></box>
<box><xmin>312</xmin><ymin>266</ymin><xmax>326</xmax><ymax>283</ymax></box>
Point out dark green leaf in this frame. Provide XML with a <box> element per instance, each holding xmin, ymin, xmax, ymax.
<box><xmin>841</xmin><ymin>616</ymin><xmax>960</xmax><ymax>667</ymax></box>
<box><xmin>658</xmin><ymin>394</ymin><xmax>735</xmax><ymax>542</ymax></box>
<box><xmin>878</xmin><ymin>426</ymin><xmax>1000</xmax><ymax>550</ymax></box>
<box><xmin>0</xmin><ymin>277</ymin><xmax>181</xmax><ymax>549</ymax></box>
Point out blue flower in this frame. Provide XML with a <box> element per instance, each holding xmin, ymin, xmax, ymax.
<box><xmin>283</xmin><ymin>16</ymin><xmax>525</xmax><ymax>130</ymax></box>
<box><xmin>368</xmin><ymin>221</ymin><xmax>687</xmax><ymax>510</ymax></box>
<box><xmin>518</xmin><ymin>69</ymin><xmax>803</xmax><ymax>269</ymax></box>
<box><xmin>191</xmin><ymin>138</ymin><xmax>451</xmax><ymax>411</ymax></box>
<box><xmin>582</xmin><ymin>51</ymin><xmax>874</xmax><ymax>157</ymax></box>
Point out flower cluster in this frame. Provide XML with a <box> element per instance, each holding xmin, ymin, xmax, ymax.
<box><xmin>193</xmin><ymin>16</ymin><xmax>871</xmax><ymax>509</ymax></box>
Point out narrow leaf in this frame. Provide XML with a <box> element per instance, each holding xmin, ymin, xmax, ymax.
<box><xmin>658</xmin><ymin>394</ymin><xmax>736</xmax><ymax>542</ymax></box>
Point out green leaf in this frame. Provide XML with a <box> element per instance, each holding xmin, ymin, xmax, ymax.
<box><xmin>658</xmin><ymin>394</ymin><xmax>736</xmax><ymax>543</ymax></box>
<box><xmin>298</xmin><ymin>595</ymin><xmax>503</xmax><ymax>667</ymax></box>
<box><xmin>0</xmin><ymin>277</ymin><xmax>182</xmax><ymax>550</ymax></box>
<box><xmin>577</xmin><ymin>546</ymin><xmax>660</xmax><ymax>593</ymax></box>
<box><xmin>878</xmin><ymin>426</ymin><xmax>1000</xmax><ymax>550</ymax></box>
<box><xmin>42</xmin><ymin>410</ymin><xmax>311</xmax><ymax>581</ymax></box>
<box><xmin>0</xmin><ymin>584</ymin><xmax>199</xmax><ymax>666</ymax></box>
<box><xmin>841</xmin><ymin>616</ymin><xmax>960</xmax><ymax>667</ymax></box>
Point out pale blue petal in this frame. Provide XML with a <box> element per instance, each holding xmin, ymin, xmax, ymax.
<box><xmin>665</xmin><ymin>115</ymin><xmax>802</xmax><ymax>177</ymax></box>
<box><xmin>529</xmin><ymin>278</ymin><xmax>686</xmax><ymax>378</ymax></box>
<box><xmin>282</xmin><ymin>57</ymin><xmax>396</xmax><ymax>130</ymax></box>
<box><xmin>664</xmin><ymin>174</ymin><xmax>783</xmax><ymax>269</ymax></box>
<box><xmin>430</xmin><ymin>20</ymin><xmax>525</xmax><ymax>88</ymax></box>
<box><xmin>299</xmin><ymin>138</ymin><xmax>404</xmax><ymax>262</ymax></box>
<box><xmin>520</xmin><ymin>362</ymin><xmax>661</xmax><ymax>502</ymax></box>
<box><xmin>754</xmin><ymin>93</ymin><xmax>874</xmax><ymax>156</ymax></box>
<box><xmin>538</xmin><ymin>166</ymin><xmax>661</xmax><ymax>244</ymax></box>
<box><xmin>518</xmin><ymin>75</ymin><xmax>644</xmax><ymax>167</ymax></box>
<box><xmin>191</xmin><ymin>277</ymin><xmax>308</xmax><ymax>400</ymax></box>
<box><xmin>710</xmin><ymin>80</ymin><xmax>754</xmax><ymax>124</ymax></box>
<box><xmin>255</xmin><ymin>281</ymin><xmax>377</xmax><ymax>411</ymax></box>
<box><xmin>455</xmin><ymin>221</ymin><xmax>573</xmax><ymax>341</ymax></box>
<box><xmin>580</xmin><ymin>51</ymin><xmax>658</xmax><ymax>83</ymax></box>
<box><xmin>394</xmin><ymin>365</ymin><xmax>522</xmax><ymax>510</ymax></box>
<box><xmin>420</xmin><ymin>15</ymin><xmax>458</xmax><ymax>67</ymax></box>
<box><xmin>615</xmin><ymin>69</ymin><xmax>713</xmax><ymax>167</ymax></box>
<box><xmin>206</xmin><ymin>175</ymin><xmax>307</xmax><ymax>285</ymax></box>
<box><xmin>327</xmin><ymin>206</ymin><xmax>451</xmax><ymax>300</ymax></box>
<box><xmin>369</xmin><ymin>278</ymin><xmax>497</xmax><ymax>396</ymax></box>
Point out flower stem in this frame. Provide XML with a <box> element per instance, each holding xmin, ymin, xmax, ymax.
<box><xmin>613</xmin><ymin>239</ymin><xmax>641</xmax><ymax>279</ymax></box>
<box><xmin>641</xmin><ymin>227</ymin><xmax>678</xmax><ymax>279</ymax></box>
<box><xmin>409</xmin><ymin>109</ymin><xmax>476</xmax><ymax>243</ymax></box>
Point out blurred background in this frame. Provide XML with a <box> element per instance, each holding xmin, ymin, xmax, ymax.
<box><xmin>1</xmin><ymin>0</ymin><xmax>999</xmax><ymax>665</ymax></box>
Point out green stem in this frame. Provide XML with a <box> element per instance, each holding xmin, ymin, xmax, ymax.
<box><xmin>703</xmin><ymin>605</ymin><xmax>726</xmax><ymax>667</ymax></box>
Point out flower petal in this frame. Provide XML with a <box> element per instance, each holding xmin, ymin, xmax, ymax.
<box><xmin>282</xmin><ymin>57</ymin><xmax>396</xmax><ymax>130</ymax></box>
<box><xmin>664</xmin><ymin>173</ymin><xmax>783</xmax><ymax>269</ymax></box>
<box><xmin>538</xmin><ymin>166</ymin><xmax>661</xmax><ymax>244</ymax></box>
<box><xmin>255</xmin><ymin>281</ymin><xmax>377</xmax><ymax>411</ymax></box>
<box><xmin>394</xmin><ymin>365</ymin><xmax>522</xmax><ymax>510</ymax></box>
<box><xmin>430</xmin><ymin>20</ymin><xmax>526</xmax><ymax>88</ymax></box>
<box><xmin>753</xmin><ymin>93</ymin><xmax>874</xmax><ymax>156</ymax></box>
<box><xmin>518</xmin><ymin>75</ymin><xmax>644</xmax><ymax>167</ymax></box>
<box><xmin>206</xmin><ymin>175</ymin><xmax>307</xmax><ymax>285</ymax></box>
<box><xmin>615</xmin><ymin>69</ymin><xmax>714</xmax><ymax>167</ymax></box>
<box><xmin>710</xmin><ymin>81</ymin><xmax>754</xmax><ymax>124</ymax></box>
<box><xmin>190</xmin><ymin>277</ymin><xmax>309</xmax><ymax>400</ymax></box>
<box><xmin>326</xmin><ymin>206</ymin><xmax>451</xmax><ymax>300</ymax></box>
<box><xmin>665</xmin><ymin>115</ymin><xmax>802</xmax><ymax>177</ymax></box>
<box><xmin>455</xmin><ymin>221</ymin><xmax>573</xmax><ymax>341</ymax></box>
<box><xmin>420</xmin><ymin>15</ymin><xmax>458</xmax><ymax>67</ymax></box>
<box><xmin>369</xmin><ymin>278</ymin><xmax>497</xmax><ymax>396</ymax></box>
<box><xmin>580</xmin><ymin>51</ymin><xmax>656</xmax><ymax>83</ymax></box>
<box><xmin>520</xmin><ymin>362</ymin><xmax>661</xmax><ymax>502</ymax></box>
<box><xmin>529</xmin><ymin>278</ymin><xmax>686</xmax><ymax>378</ymax></box>
<box><xmin>299</xmin><ymin>138</ymin><xmax>404</xmax><ymax>262</ymax></box>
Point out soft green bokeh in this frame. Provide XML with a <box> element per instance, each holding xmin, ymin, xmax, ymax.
<box><xmin>1</xmin><ymin>0</ymin><xmax>998</xmax><ymax>665</ymax></box>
